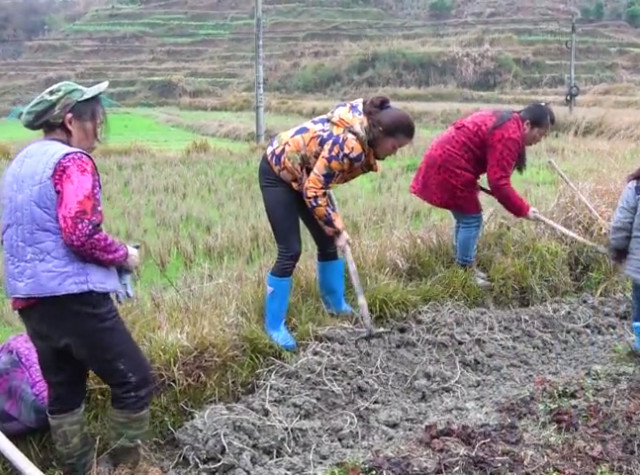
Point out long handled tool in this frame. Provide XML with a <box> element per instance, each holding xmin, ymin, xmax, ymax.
<box><xmin>547</xmin><ymin>158</ymin><xmax>609</xmax><ymax>227</ymax></box>
<box><xmin>479</xmin><ymin>185</ymin><xmax>607</xmax><ymax>254</ymax></box>
<box><xmin>0</xmin><ymin>430</ymin><xmax>43</xmax><ymax>475</ymax></box>
<box><xmin>327</xmin><ymin>190</ymin><xmax>389</xmax><ymax>340</ymax></box>
<box><xmin>534</xmin><ymin>213</ymin><xmax>608</xmax><ymax>254</ymax></box>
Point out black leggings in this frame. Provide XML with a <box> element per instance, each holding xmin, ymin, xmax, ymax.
<box><xmin>259</xmin><ymin>155</ymin><xmax>338</xmax><ymax>277</ymax></box>
<box><xmin>18</xmin><ymin>291</ymin><xmax>155</xmax><ymax>416</ymax></box>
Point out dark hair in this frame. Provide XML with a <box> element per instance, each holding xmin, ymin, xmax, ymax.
<box><xmin>488</xmin><ymin>102</ymin><xmax>555</xmax><ymax>174</ymax></box>
<box><xmin>627</xmin><ymin>166</ymin><xmax>640</xmax><ymax>183</ymax></box>
<box><xmin>363</xmin><ymin>96</ymin><xmax>415</xmax><ymax>147</ymax></box>
<box><xmin>42</xmin><ymin>95</ymin><xmax>106</xmax><ymax>142</ymax></box>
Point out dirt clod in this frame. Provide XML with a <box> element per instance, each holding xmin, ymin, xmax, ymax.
<box><xmin>173</xmin><ymin>296</ymin><xmax>637</xmax><ymax>474</ymax></box>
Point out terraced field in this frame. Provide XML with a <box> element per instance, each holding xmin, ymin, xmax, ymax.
<box><xmin>2</xmin><ymin>0</ymin><xmax>640</xmax><ymax>111</ymax></box>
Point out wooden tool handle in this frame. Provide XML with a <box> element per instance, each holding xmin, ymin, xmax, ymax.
<box><xmin>547</xmin><ymin>158</ymin><xmax>608</xmax><ymax>226</ymax></box>
<box><xmin>342</xmin><ymin>243</ymin><xmax>372</xmax><ymax>328</ymax></box>
<box><xmin>478</xmin><ymin>186</ymin><xmax>607</xmax><ymax>254</ymax></box>
<box><xmin>327</xmin><ymin>191</ymin><xmax>373</xmax><ymax>330</ymax></box>
<box><xmin>535</xmin><ymin>212</ymin><xmax>608</xmax><ymax>254</ymax></box>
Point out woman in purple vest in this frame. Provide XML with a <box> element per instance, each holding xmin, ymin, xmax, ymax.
<box><xmin>1</xmin><ymin>80</ymin><xmax>154</xmax><ymax>474</ymax></box>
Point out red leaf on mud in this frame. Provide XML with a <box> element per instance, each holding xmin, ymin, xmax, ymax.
<box><xmin>551</xmin><ymin>408</ymin><xmax>578</xmax><ymax>432</ymax></box>
<box><xmin>421</xmin><ymin>423</ymin><xmax>449</xmax><ymax>452</ymax></box>
<box><xmin>443</xmin><ymin>424</ymin><xmax>458</xmax><ymax>438</ymax></box>
<box><xmin>585</xmin><ymin>403</ymin><xmax>602</xmax><ymax>426</ymax></box>
<box><xmin>534</xmin><ymin>375</ymin><xmax>548</xmax><ymax>388</ymax></box>
<box><xmin>430</xmin><ymin>438</ymin><xmax>445</xmax><ymax>452</ymax></box>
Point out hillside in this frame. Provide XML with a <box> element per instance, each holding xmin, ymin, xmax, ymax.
<box><xmin>2</xmin><ymin>0</ymin><xmax>640</xmax><ymax>110</ymax></box>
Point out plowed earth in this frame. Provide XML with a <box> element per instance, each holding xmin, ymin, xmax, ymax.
<box><xmin>172</xmin><ymin>295</ymin><xmax>640</xmax><ymax>475</ymax></box>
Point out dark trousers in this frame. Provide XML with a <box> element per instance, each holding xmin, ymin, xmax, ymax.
<box><xmin>633</xmin><ymin>281</ymin><xmax>640</xmax><ymax>323</ymax></box>
<box><xmin>18</xmin><ymin>291</ymin><xmax>154</xmax><ymax>416</ymax></box>
<box><xmin>259</xmin><ymin>155</ymin><xmax>338</xmax><ymax>277</ymax></box>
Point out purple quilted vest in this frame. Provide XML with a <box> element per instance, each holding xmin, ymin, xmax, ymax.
<box><xmin>1</xmin><ymin>139</ymin><xmax>121</xmax><ymax>298</ymax></box>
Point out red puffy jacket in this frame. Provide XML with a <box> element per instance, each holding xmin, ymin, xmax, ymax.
<box><xmin>410</xmin><ymin>110</ymin><xmax>530</xmax><ymax>217</ymax></box>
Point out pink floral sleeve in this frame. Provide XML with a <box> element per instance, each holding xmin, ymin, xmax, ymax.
<box><xmin>52</xmin><ymin>152</ymin><xmax>128</xmax><ymax>267</ymax></box>
<box><xmin>12</xmin><ymin>152</ymin><xmax>128</xmax><ymax>310</ymax></box>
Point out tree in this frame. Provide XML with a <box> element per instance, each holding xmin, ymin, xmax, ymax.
<box><xmin>0</xmin><ymin>0</ymin><xmax>51</xmax><ymax>41</ymax></box>
<box><xmin>608</xmin><ymin>3</ymin><xmax>624</xmax><ymax>20</ymax></box>
<box><xmin>580</xmin><ymin>5</ymin><xmax>593</xmax><ymax>20</ymax></box>
<box><xmin>593</xmin><ymin>0</ymin><xmax>605</xmax><ymax>20</ymax></box>
<box><xmin>428</xmin><ymin>0</ymin><xmax>454</xmax><ymax>19</ymax></box>
<box><xmin>627</xmin><ymin>4</ymin><xmax>640</xmax><ymax>27</ymax></box>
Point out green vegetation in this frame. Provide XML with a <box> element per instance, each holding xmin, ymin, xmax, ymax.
<box><xmin>4</xmin><ymin>0</ymin><xmax>640</xmax><ymax>108</ymax></box>
<box><xmin>0</xmin><ymin>104</ymin><xmax>633</xmax><ymax>472</ymax></box>
<box><xmin>3</xmin><ymin>0</ymin><xmax>640</xmax><ymax>471</ymax></box>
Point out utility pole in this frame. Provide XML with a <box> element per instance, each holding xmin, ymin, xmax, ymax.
<box><xmin>565</xmin><ymin>15</ymin><xmax>579</xmax><ymax>113</ymax></box>
<box><xmin>254</xmin><ymin>0</ymin><xmax>265</xmax><ymax>144</ymax></box>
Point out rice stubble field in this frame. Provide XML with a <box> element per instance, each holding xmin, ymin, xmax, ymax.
<box><xmin>0</xmin><ymin>102</ymin><xmax>638</xmax><ymax>474</ymax></box>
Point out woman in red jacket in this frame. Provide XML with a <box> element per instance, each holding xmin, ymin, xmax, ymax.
<box><xmin>410</xmin><ymin>103</ymin><xmax>555</xmax><ymax>287</ymax></box>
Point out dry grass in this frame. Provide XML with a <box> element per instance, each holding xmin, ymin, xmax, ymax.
<box><xmin>0</xmin><ymin>143</ymin><xmax>12</xmax><ymax>161</ymax></box>
<box><xmin>0</xmin><ymin>102</ymin><xmax>638</xmax><ymax>473</ymax></box>
<box><xmin>172</xmin><ymin>93</ymin><xmax>640</xmax><ymax>147</ymax></box>
<box><xmin>177</xmin><ymin>88</ymin><xmax>640</xmax><ymax>115</ymax></box>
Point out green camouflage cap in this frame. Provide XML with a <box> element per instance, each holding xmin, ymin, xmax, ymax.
<box><xmin>20</xmin><ymin>80</ymin><xmax>109</xmax><ymax>131</ymax></box>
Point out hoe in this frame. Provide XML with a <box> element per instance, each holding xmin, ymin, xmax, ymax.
<box><xmin>328</xmin><ymin>190</ymin><xmax>390</xmax><ymax>341</ymax></box>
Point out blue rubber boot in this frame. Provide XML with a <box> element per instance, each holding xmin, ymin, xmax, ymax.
<box><xmin>317</xmin><ymin>258</ymin><xmax>354</xmax><ymax>316</ymax></box>
<box><xmin>633</xmin><ymin>322</ymin><xmax>640</xmax><ymax>351</ymax></box>
<box><xmin>264</xmin><ymin>273</ymin><xmax>297</xmax><ymax>351</ymax></box>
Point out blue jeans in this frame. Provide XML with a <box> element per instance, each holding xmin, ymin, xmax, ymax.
<box><xmin>451</xmin><ymin>211</ymin><xmax>483</xmax><ymax>267</ymax></box>
<box><xmin>632</xmin><ymin>281</ymin><xmax>640</xmax><ymax>323</ymax></box>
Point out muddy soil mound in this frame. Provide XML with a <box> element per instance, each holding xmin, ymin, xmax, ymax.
<box><xmin>363</xmin><ymin>367</ymin><xmax>640</xmax><ymax>474</ymax></box>
<box><xmin>173</xmin><ymin>295</ymin><xmax>631</xmax><ymax>475</ymax></box>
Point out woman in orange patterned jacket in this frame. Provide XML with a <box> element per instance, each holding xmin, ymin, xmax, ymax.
<box><xmin>259</xmin><ymin>96</ymin><xmax>415</xmax><ymax>351</ymax></box>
